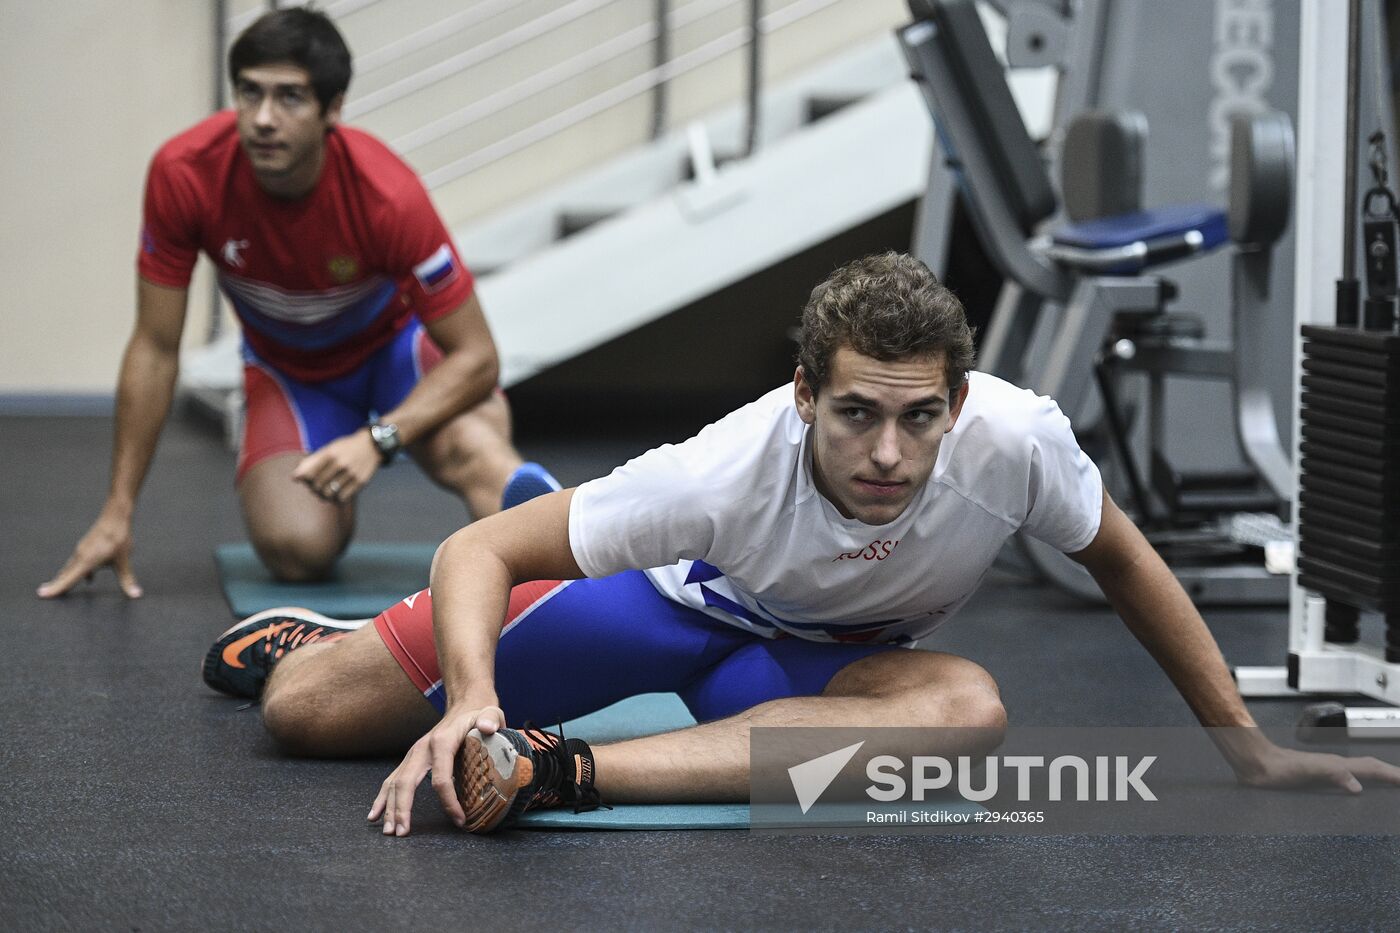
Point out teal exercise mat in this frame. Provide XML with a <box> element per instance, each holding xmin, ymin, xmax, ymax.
<box><xmin>517</xmin><ymin>693</ymin><xmax>732</xmax><ymax>830</ymax></box>
<box><xmin>516</xmin><ymin>802</ymin><xmax>753</xmax><ymax>831</ymax></box>
<box><xmin>514</xmin><ymin>694</ymin><xmax>986</xmax><ymax>831</ymax></box>
<box><xmin>215</xmin><ymin>542</ymin><xmax>434</xmax><ymax>619</ymax></box>
<box><xmin>562</xmin><ymin>691</ymin><xmax>697</xmax><ymax>742</ymax></box>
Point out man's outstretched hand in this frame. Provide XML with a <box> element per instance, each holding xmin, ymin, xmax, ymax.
<box><xmin>292</xmin><ymin>429</ymin><xmax>381</xmax><ymax>503</ymax></box>
<box><xmin>38</xmin><ymin>510</ymin><xmax>142</xmax><ymax>599</ymax></box>
<box><xmin>1234</xmin><ymin>741</ymin><xmax>1400</xmax><ymax>793</ymax></box>
<box><xmin>369</xmin><ymin>702</ymin><xmax>506</xmax><ymax>837</ymax></box>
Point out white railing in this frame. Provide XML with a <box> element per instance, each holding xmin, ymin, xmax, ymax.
<box><xmin>217</xmin><ymin>0</ymin><xmax>866</xmax><ymax>194</ymax></box>
<box><xmin>423</xmin><ymin>0</ymin><xmax>843</xmax><ymax>188</ymax></box>
<box><xmin>389</xmin><ymin>0</ymin><xmax>733</xmax><ymax>156</ymax></box>
<box><xmin>345</xmin><ymin>0</ymin><xmax>626</xmax><ymax>119</ymax></box>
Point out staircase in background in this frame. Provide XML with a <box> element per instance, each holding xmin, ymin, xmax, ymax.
<box><xmin>185</xmin><ymin>0</ymin><xmax>923</xmax><ymax>441</ymax></box>
<box><xmin>462</xmin><ymin>35</ymin><xmax>927</xmax><ymax>385</ymax></box>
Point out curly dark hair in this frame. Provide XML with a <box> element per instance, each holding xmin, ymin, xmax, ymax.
<box><xmin>796</xmin><ymin>252</ymin><xmax>976</xmax><ymax>395</ymax></box>
<box><xmin>229</xmin><ymin>7</ymin><xmax>352</xmax><ymax>114</ymax></box>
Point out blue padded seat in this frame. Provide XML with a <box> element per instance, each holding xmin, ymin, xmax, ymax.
<box><xmin>1048</xmin><ymin>202</ymin><xmax>1229</xmax><ymax>275</ymax></box>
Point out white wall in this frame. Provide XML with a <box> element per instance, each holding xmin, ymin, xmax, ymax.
<box><xmin>0</xmin><ymin>0</ymin><xmax>218</xmax><ymax>396</ymax></box>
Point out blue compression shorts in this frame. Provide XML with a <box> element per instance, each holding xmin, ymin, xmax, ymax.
<box><xmin>237</xmin><ymin>321</ymin><xmax>442</xmax><ymax>481</ymax></box>
<box><xmin>373</xmin><ymin>570</ymin><xmax>900</xmax><ymax>724</ymax></box>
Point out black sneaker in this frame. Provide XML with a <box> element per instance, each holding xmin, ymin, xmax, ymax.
<box><xmin>202</xmin><ymin>607</ymin><xmax>367</xmax><ymax>699</ymax></box>
<box><xmin>454</xmin><ymin>724</ymin><xmax>603</xmax><ymax>833</ymax></box>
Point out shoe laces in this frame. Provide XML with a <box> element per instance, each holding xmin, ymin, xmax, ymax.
<box><xmin>263</xmin><ymin>620</ymin><xmax>340</xmax><ymax>660</ymax></box>
<box><xmin>519</xmin><ymin>721</ymin><xmax>606</xmax><ymax>814</ymax></box>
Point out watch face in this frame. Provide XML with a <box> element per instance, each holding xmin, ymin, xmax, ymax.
<box><xmin>372</xmin><ymin>423</ymin><xmax>400</xmax><ymax>455</ymax></box>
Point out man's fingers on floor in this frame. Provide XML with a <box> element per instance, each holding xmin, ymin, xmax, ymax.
<box><xmin>390</xmin><ymin>787</ymin><xmax>412</xmax><ymax>836</ymax></box>
<box><xmin>382</xmin><ymin>784</ymin><xmax>404</xmax><ymax>835</ymax></box>
<box><xmin>389</xmin><ymin>765</ymin><xmax>429</xmax><ymax>836</ymax></box>
<box><xmin>115</xmin><ymin>556</ymin><xmax>143</xmax><ymax>598</ymax></box>
<box><xmin>1351</xmin><ymin>756</ymin><xmax>1400</xmax><ymax>785</ymax></box>
<box><xmin>374</xmin><ymin>767</ymin><xmax>411</xmax><ymax>834</ymax></box>
<box><xmin>1331</xmin><ymin>766</ymin><xmax>1363</xmax><ymax>793</ymax></box>
<box><xmin>369</xmin><ymin>778</ymin><xmax>392</xmax><ymax>821</ymax></box>
<box><xmin>381</xmin><ymin>782</ymin><xmax>405</xmax><ymax>833</ymax></box>
<box><xmin>36</xmin><ymin>574</ymin><xmax>70</xmax><ymax>597</ymax></box>
<box><xmin>38</xmin><ymin>559</ymin><xmax>90</xmax><ymax>597</ymax></box>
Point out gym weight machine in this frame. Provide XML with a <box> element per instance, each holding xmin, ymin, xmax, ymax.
<box><xmin>900</xmin><ymin>0</ymin><xmax>1296</xmax><ymax>606</ymax></box>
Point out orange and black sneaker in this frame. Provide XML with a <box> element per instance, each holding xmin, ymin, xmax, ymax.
<box><xmin>202</xmin><ymin>607</ymin><xmax>367</xmax><ymax>699</ymax></box>
<box><xmin>454</xmin><ymin>724</ymin><xmax>604</xmax><ymax>834</ymax></box>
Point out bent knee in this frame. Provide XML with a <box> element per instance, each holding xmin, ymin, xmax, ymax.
<box><xmin>833</xmin><ymin>651</ymin><xmax>1007</xmax><ymax>737</ymax></box>
<box><xmin>254</xmin><ymin>535</ymin><xmax>343</xmax><ymax>583</ymax></box>
<box><xmin>261</xmin><ymin>681</ymin><xmax>314</xmax><ymax>755</ymax></box>
<box><xmin>428</xmin><ymin>413</ymin><xmax>512</xmax><ymax>471</ymax></box>
<box><xmin>925</xmin><ymin>656</ymin><xmax>1006</xmax><ymax>734</ymax></box>
<box><xmin>830</xmin><ymin>650</ymin><xmax>999</xmax><ymax>701</ymax></box>
<box><xmin>902</xmin><ymin>675</ymin><xmax>1007</xmax><ymax>758</ymax></box>
<box><xmin>261</xmin><ymin>680</ymin><xmax>340</xmax><ymax>757</ymax></box>
<box><xmin>945</xmin><ymin>681</ymin><xmax>1008</xmax><ymax>735</ymax></box>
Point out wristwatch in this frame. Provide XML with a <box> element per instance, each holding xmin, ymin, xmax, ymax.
<box><xmin>368</xmin><ymin>417</ymin><xmax>402</xmax><ymax>465</ymax></box>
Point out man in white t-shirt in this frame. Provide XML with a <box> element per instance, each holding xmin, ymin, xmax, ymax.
<box><xmin>203</xmin><ymin>252</ymin><xmax>1400</xmax><ymax>835</ymax></box>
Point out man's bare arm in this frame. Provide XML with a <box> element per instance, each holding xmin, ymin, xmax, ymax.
<box><xmin>431</xmin><ymin>487</ymin><xmax>582</xmax><ymax>708</ymax></box>
<box><xmin>384</xmin><ymin>293</ymin><xmax>500</xmax><ymax>444</ymax></box>
<box><xmin>369</xmin><ymin>489</ymin><xmax>583</xmax><ymax>835</ymax></box>
<box><xmin>1072</xmin><ymin>489</ymin><xmax>1400</xmax><ymax>791</ymax></box>
<box><xmin>1071</xmin><ymin>490</ymin><xmax>1255</xmax><ymax>729</ymax></box>
<box><xmin>292</xmin><ymin>293</ymin><xmax>500</xmax><ymax>501</ymax></box>
<box><xmin>38</xmin><ymin>278</ymin><xmax>188</xmax><ymax>598</ymax></box>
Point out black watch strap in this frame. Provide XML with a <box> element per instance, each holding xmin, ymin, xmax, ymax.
<box><xmin>368</xmin><ymin>417</ymin><xmax>402</xmax><ymax>465</ymax></box>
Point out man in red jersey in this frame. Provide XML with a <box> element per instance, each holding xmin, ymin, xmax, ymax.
<box><xmin>39</xmin><ymin>8</ymin><xmax>557</xmax><ymax>598</ymax></box>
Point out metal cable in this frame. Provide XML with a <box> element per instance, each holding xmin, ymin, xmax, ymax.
<box><xmin>1343</xmin><ymin>0</ymin><xmax>1362</xmax><ymax>278</ymax></box>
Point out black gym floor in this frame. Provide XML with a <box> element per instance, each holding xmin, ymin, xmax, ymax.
<box><xmin>4</xmin><ymin>410</ymin><xmax>1397</xmax><ymax>931</ymax></box>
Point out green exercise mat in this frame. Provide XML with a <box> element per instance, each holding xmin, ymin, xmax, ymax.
<box><xmin>215</xmin><ymin>542</ymin><xmax>434</xmax><ymax>619</ymax></box>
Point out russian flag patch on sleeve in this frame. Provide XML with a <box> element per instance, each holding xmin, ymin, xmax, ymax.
<box><xmin>412</xmin><ymin>244</ymin><xmax>460</xmax><ymax>294</ymax></box>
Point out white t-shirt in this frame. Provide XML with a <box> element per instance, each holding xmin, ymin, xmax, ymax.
<box><xmin>568</xmin><ymin>372</ymin><xmax>1103</xmax><ymax>645</ymax></box>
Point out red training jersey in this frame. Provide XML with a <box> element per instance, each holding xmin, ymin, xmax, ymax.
<box><xmin>137</xmin><ymin>111</ymin><xmax>474</xmax><ymax>382</ymax></box>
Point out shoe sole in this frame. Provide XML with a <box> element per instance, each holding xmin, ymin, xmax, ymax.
<box><xmin>201</xmin><ymin>606</ymin><xmax>368</xmax><ymax>698</ymax></box>
<box><xmin>455</xmin><ymin>730</ymin><xmax>535</xmax><ymax>834</ymax></box>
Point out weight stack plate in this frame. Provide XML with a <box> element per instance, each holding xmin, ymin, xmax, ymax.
<box><xmin>1296</xmin><ymin>326</ymin><xmax>1400</xmax><ymax>642</ymax></box>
